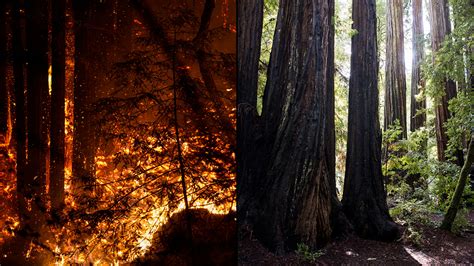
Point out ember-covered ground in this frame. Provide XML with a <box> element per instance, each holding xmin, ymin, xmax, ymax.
<box><xmin>239</xmin><ymin>211</ymin><xmax>474</xmax><ymax>265</ymax></box>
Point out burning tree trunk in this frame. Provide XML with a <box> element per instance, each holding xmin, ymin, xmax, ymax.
<box><xmin>239</xmin><ymin>0</ymin><xmax>342</xmax><ymax>252</ymax></box>
<box><xmin>429</xmin><ymin>0</ymin><xmax>462</xmax><ymax>164</ymax></box>
<box><xmin>342</xmin><ymin>0</ymin><xmax>399</xmax><ymax>241</ymax></box>
<box><xmin>72</xmin><ymin>1</ymin><xmax>129</xmax><ymax>199</ymax></box>
<box><xmin>0</xmin><ymin>1</ymin><xmax>7</xmax><ymax>137</ymax></box>
<box><xmin>50</xmin><ymin>0</ymin><xmax>66</xmax><ymax>214</ymax></box>
<box><xmin>410</xmin><ymin>0</ymin><xmax>426</xmax><ymax>132</ymax></box>
<box><xmin>12</xmin><ymin>0</ymin><xmax>28</xmax><ymax>228</ymax></box>
<box><xmin>25</xmin><ymin>0</ymin><xmax>49</xmax><ymax>235</ymax></box>
<box><xmin>384</xmin><ymin>0</ymin><xmax>407</xmax><ymax>138</ymax></box>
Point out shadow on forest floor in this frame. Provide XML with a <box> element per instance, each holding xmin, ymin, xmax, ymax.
<box><xmin>239</xmin><ymin>210</ymin><xmax>474</xmax><ymax>265</ymax></box>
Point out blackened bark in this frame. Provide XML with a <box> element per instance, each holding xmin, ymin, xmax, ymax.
<box><xmin>343</xmin><ymin>0</ymin><xmax>399</xmax><ymax>241</ymax></box>
<box><xmin>50</xmin><ymin>0</ymin><xmax>66</xmax><ymax>213</ymax></box>
<box><xmin>410</xmin><ymin>0</ymin><xmax>426</xmax><ymax>131</ymax></box>
<box><xmin>25</xmin><ymin>0</ymin><xmax>49</xmax><ymax>234</ymax></box>
<box><xmin>12</xmin><ymin>0</ymin><xmax>28</xmax><ymax>228</ymax></box>
<box><xmin>72</xmin><ymin>0</ymin><xmax>101</xmax><ymax>199</ymax></box>
<box><xmin>0</xmin><ymin>1</ymin><xmax>7</xmax><ymax>135</ymax></box>
<box><xmin>236</xmin><ymin>0</ymin><xmax>263</xmax><ymax>220</ymax></box>
<box><xmin>429</xmin><ymin>0</ymin><xmax>462</xmax><ymax>164</ymax></box>
<box><xmin>384</xmin><ymin>0</ymin><xmax>407</xmax><ymax>138</ymax></box>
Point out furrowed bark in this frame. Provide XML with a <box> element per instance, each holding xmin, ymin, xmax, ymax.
<box><xmin>343</xmin><ymin>0</ymin><xmax>399</xmax><ymax>241</ymax></box>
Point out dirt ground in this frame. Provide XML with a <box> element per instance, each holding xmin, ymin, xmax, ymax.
<box><xmin>239</xmin><ymin>211</ymin><xmax>474</xmax><ymax>265</ymax></box>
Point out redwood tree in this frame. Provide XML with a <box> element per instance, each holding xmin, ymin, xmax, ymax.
<box><xmin>238</xmin><ymin>0</ymin><xmax>342</xmax><ymax>252</ymax></box>
<box><xmin>429</xmin><ymin>0</ymin><xmax>461</xmax><ymax>163</ymax></box>
<box><xmin>410</xmin><ymin>0</ymin><xmax>426</xmax><ymax>131</ymax></box>
<box><xmin>343</xmin><ymin>0</ymin><xmax>399</xmax><ymax>241</ymax></box>
<box><xmin>384</xmin><ymin>0</ymin><xmax>407</xmax><ymax>138</ymax></box>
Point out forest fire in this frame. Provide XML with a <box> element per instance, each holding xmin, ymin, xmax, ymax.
<box><xmin>0</xmin><ymin>0</ymin><xmax>235</xmax><ymax>264</ymax></box>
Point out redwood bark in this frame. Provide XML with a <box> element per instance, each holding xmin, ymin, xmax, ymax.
<box><xmin>384</xmin><ymin>0</ymin><xmax>407</xmax><ymax>138</ymax></box>
<box><xmin>429</xmin><ymin>0</ymin><xmax>460</xmax><ymax>163</ymax></box>
<box><xmin>50</xmin><ymin>0</ymin><xmax>66</xmax><ymax>213</ymax></box>
<box><xmin>410</xmin><ymin>0</ymin><xmax>426</xmax><ymax>131</ymax></box>
<box><xmin>239</xmin><ymin>0</ymin><xmax>340</xmax><ymax>252</ymax></box>
<box><xmin>343</xmin><ymin>0</ymin><xmax>399</xmax><ymax>241</ymax></box>
<box><xmin>236</xmin><ymin>0</ymin><xmax>263</xmax><ymax>218</ymax></box>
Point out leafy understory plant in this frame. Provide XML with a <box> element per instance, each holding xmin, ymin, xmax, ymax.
<box><xmin>296</xmin><ymin>243</ymin><xmax>325</xmax><ymax>263</ymax></box>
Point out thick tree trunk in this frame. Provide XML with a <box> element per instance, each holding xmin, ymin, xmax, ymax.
<box><xmin>343</xmin><ymin>0</ymin><xmax>399</xmax><ymax>241</ymax></box>
<box><xmin>384</xmin><ymin>0</ymin><xmax>407</xmax><ymax>138</ymax></box>
<box><xmin>441</xmin><ymin>135</ymin><xmax>473</xmax><ymax>231</ymax></box>
<box><xmin>50</xmin><ymin>0</ymin><xmax>66</xmax><ymax>214</ymax></box>
<box><xmin>429</xmin><ymin>0</ymin><xmax>462</xmax><ymax>164</ymax></box>
<box><xmin>410</xmin><ymin>0</ymin><xmax>426</xmax><ymax>132</ymax></box>
<box><xmin>240</xmin><ymin>0</ymin><xmax>338</xmax><ymax>253</ymax></box>
<box><xmin>0</xmin><ymin>1</ymin><xmax>7</xmax><ymax>136</ymax></box>
<box><xmin>25</xmin><ymin>0</ymin><xmax>49</xmax><ymax>235</ymax></box>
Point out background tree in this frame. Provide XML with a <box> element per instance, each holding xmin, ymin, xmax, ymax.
<box><xmin>50</xmin><ymin>0</ymin><xmax>67</xmax><ymax>214</ymax></box>
<box><xmin>410</xmin><ymin>0</ymin><xmax>426</xmax><ymax>132</ymax></box>
<box><xmin>24</xmin><ymin>0</ymin><xmax>49</xmax><ymax>235</ymax></box>
<box><xmin>384</xmin><ymin>0</ymin><xmax>407</xmax><ymax>138</ymax></box>
<box><xmin>343</xmin><ymin>0</ymin><xmax>399</xmax><ymax>241</ymax></box>
<box><xmin>0</xmin><ymin>1</ymin><xmax>7</xmax><ymax>138</ymax></box>
<box><xmin>428</xmin><ymin>0</ymin><xmax>459</xmax><ymax>163</ymax></box>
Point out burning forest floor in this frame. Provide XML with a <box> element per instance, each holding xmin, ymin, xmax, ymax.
<box><xmin>0</xmin><ymin>147</ymin><xmax>237</xmax><ymax>265</ymax></box>
<box><xmin>238</xmin><ymin>210</ymin><xmax>474</xmax><ymax>265</ymax></box>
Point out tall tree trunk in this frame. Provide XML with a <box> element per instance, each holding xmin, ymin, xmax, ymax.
<box><xmin>73</xmin><ymin>1</ymin><xmax>117</xmax><ymax>203</ymax></box>
<box><xmin>239</xmin><ymin>0</ymin><xmax>340</xmax><ymax>253</ymax></box>
<box><xmin>25</xmin><ymin>0</ymin><xmax>49</xmax><ymax>235</ymax></box>
<box><xmin>410</xmin><ymin>0</ymin><xmax>426</xmax><ymax>131</ymax></box>
<box><xmin>0</xmin><ymin>1</ymin><xmax>7</xmax><ymax>137</ymax></box>
<box><xmin>429</xmin><ymin>0</ymin><xmax>462</xmax><ymax>164</ymax></box>
<box><xmin>12</xmin><ymin>0</ymin><xmax>28</xmax><ymax>228</ymax></box>
<box><xmin>50</xmin><ymin>0</ymin><xmax>66</xmax><ymax>214</ymax></box>
<box><xmin>384</xmin><ymin>0</ymin><xmax>407</xmax><ymax>138</ymax></box>
<box><xmin>343</xmin><ymin>0</ymin><xmax>399</xmax><ymax>241</ymax></box>
<box><xmin>441</xmin><ymin>134</ymin><xmax>473</xmax><ymax>231</ymax></box>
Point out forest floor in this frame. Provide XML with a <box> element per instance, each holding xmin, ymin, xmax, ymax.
<box><xmin>0</xmin><ymin>147</ymin><xmax>17</xmax><ymax>245</ymax></box>
<box><xmin>239</xmin><ymin>210</ymin><xmax>474</xmax><ymax>265</ymax></box>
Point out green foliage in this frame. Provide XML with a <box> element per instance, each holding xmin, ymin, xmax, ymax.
<box><xmin>295</xmin><ymin>243</ymin><xmax>325</xmax><ymax>263</ymax></box>
<box><xmin>451</xmin><ymin>208</ymin><xmax>471</xmax><ymax>235</ymax></box>
<box><xmin>445</xmin><ymin>91</ymin><xmax>474</xmax><ymax>160</ymax></box>
<box><xmin>257</xmin><ymin>0</ymin><xmax>279</xmax><ymax>113</ymax></box>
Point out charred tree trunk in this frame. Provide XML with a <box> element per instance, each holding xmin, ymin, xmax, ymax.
<box><xmin>343</xmin><ymin>0</ymin><xmax>399</xmax><ymax>241</ymax></box>
<box><xmin>239</xmin><ymin>0</ymin><xmax>342</xmax><ymax>253</ymax></box>
<box><xmin>50</xmin><ymin>0</ymin><xmax>66</xmax><ymax>214</ymax></box>
<box><xmin>0</xmin><ymin>1</ymin><xmax>7</xmax><ymax>137</ymax></box>
<box><xmin>25</xmin><ymin>0</ymin><xmax>49</xmax><ymax>235</ymax></box>
<box><xmin>384</xmin><ymin>0</ymin><xmax>407</xmax><ymax>138</ymax></box>
<box><xmin>429</xmin><ymin>0</ymin><xmax>462</xmax><ymax>164</ymax></box>
<box><xmin>72</xmin><ymin>0</ymin><xmax>125</xmax><ymax>200</ymax></box>
<box><xmin>12</xmin><ymin>0</ymin><xmax>28</xmax><ymax>228</ymax></box>
<box><xmin>410</xmin><ymin>0</ymin><xmax>426</xmax><ymax>131</ymax></box>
